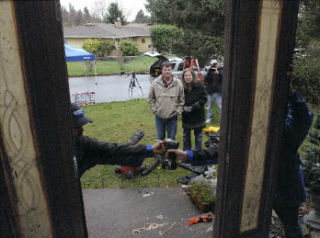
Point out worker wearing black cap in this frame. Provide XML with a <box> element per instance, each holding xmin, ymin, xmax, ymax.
<box><xmin>71</xmin><ymin>103</ymin><xmax>165</xmax><ymax>177</ymax></box>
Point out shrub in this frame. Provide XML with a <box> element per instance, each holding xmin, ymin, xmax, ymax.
<box><xmin>302</xmin><ymin>114</ymin><xmax>320</xmax><ymax>195</ymax></box>
<box><xmin>293</xmin><ymin>47</ymin><xmax>320</xmax><ymax>105</ymax></box>
<box><xmin>119</xmin><ymin>40</ymin><xmax>139</xmax><ymax>56</ymax></box>
<box><xmin>83</xmin><ymin>39</ymin><xmax>116</xmax><ymax>57</ymax></box>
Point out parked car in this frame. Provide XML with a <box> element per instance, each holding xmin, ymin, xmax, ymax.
<box><xmin>149</xmin><ymin>55</ymin><xmax>207</xmax><ymax>79</ymax></box>
<box><xmin>144</xmin><ymin>51</ymin><xmax>161</xmax><ymax>57</ymax></box>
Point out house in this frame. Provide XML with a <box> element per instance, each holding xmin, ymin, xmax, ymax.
<box><xmin>63</xmin><ymin>22</ymin><xmax>152</xmax><ymax>55</ymax></box>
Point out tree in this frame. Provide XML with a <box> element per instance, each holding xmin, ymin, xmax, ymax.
<box><xmin>145</xmin><ymin>0</ymin><xmax>225</xmax><ymax>64</ymax></box>
<box><xmin>75</xmin><ymin>10</ymin><xmax>83</xmax><ymax>26</ymax></box>
<box><xmin>145</xmin><ymin>0</ymin><xmax>173</xmax><ymax>24</ymax></box>
<box><xmin>104</xmin><ymin>2</ymin><xmax>127</xmax><ymax>25</ymax></box>
<box><xmin>119</xmin><ymin>40</ymin><xmax>139</xmax><ymax>56</ymax></box>
<box><xmin>83</xmin><ymin>7</ymin><xmax>91</xmax><ymax>23</ymax></box>
<box><xmin>296</xmin><ymin>0</ymin><xmax>320</xmax><ymax>48</ymax></box>
<box><xmin>134</xmin><ymin>9</ymin><xmax>150</xmax><ymax>23</ymax></box>
<box><xmin>61</xmin><ymin>6</ymin><xmax>70</xmax><ymax>27</ymax></box>
<box><xmin>300</xmin><ymin>0</ymin><xmax>320</xmax><ymax>39</ymax></box>
<box><xmin>91</xmin><ymin>0</ymin><xmax>108</xmax><ymax>20</ymax></box>
<box><xmin>68</xmin><ymin>3</ymin><xmax>77</xmax><ymax>25</ymax></box>
<box><xmin>293</xmin><ymin>0</ymin><xmax>320</xmax><ymax>104</ymax></box>
<box><xmin>150</xmin><ymin>24</ymin><xmax>184</xmax><ymax>54</ymax></box>
<box><xmin>61</xmin><ymin>4</ymin><xmax>102</xmax><ymax>27</ymax></box>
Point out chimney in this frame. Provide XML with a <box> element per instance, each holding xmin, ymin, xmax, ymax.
<box><xmin>114</xmin><ymin>17</ymin><xmax>122</xmax><ymax>28</ymax></box>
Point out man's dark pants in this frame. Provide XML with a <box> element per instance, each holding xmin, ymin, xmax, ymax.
<box><xmin>273</xmin><ymin>198</ymin><xmax>303</xmax><ymax>238</ymax></box>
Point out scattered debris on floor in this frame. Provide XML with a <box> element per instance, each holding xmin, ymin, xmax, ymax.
<box><xmin>132</xmin><ymin>221</ymin><xmax>177</xmax><ymax>236</ymax></box>
<box><xmin>142</xmin><ymin>191</ymin><xmax>154</xmax><ymax>198</ymax></box>
<box><xmin>156</xmin><ymin>214</ymin><xmax>164</xmax><ymax>220</ymax></box>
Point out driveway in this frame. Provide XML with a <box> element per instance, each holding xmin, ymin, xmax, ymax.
<box><xmin>68</xmin><ymin>74</ymin><xmax>152</xmax><ymax>104</ymax></box>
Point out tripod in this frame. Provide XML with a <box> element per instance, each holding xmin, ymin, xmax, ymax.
<box><xmin>128</xmin><ymin>72</ymin><xmax>144</xmax><ymax>97</ymax></box>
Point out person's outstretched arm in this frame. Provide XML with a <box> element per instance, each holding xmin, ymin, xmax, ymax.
<box><xmin>168</xmin><ymin>145</ymin><xmax>219</xmax><ymax>165</ymax></box>
<box><xmin>77</xmin><ymin>138</ymin><xmax>165</xmax><ymax>176</ymax></box>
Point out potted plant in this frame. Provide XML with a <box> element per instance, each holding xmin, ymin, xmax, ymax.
<box><xmin>197</xmin><ymin>186</ymin><xmax>216</xmax><ymax>212</ymax></box>
<box><xmin>187</xmin><ymin>167</ymin><xmax>217</xmax><ymax>212</ymax></box>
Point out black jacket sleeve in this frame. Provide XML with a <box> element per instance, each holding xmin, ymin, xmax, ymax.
<box><xmin>184</xmin><ymin>145</ymin><xmax>219</xmax><ymax>166</ymax></box>
<box><xmin>193</xmin><ymin>145</ymin><xmax>218</xmax><ymax>164</ymax></box>
<box><xmin>284</xmin><ymin>91</ymin><xmax>313</xmax><ymax>152</ymax></box>
<box><xmin>191</xmin><ymin>83</ymin><xmax>208</xmax><ymax>111</ymax></box>
<box><xmin>77</xmin><ymin>136</ymin><xmax>153</xmax><ymax>176</ymax></box>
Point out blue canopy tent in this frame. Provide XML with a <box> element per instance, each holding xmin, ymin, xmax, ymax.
<box><xmin>64</xmin><ymin>44</ymin><xmax>95</xmax><ymax>62</ymax></box>
<box><xmin>64</xmin><ymin>44</ymin><xmax>98</xmax><ymax>105</ymax></box>
<box><xmin>64</xmin><ymin>44</ymin><xmax>97</xmax><ymax>79</ymax></box>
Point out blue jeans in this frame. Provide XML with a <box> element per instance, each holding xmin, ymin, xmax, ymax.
<box><xmin>273</xmin><ymin>200</ymin><xmax>303</xmax><ymax>238</ymax></box>
<box><xmin>207</xmin><ymin>93</ymin><xmax>222</xmax><ymax>120</ymax></box>
<box><xmin>155</xmin><ymin>115</ymin><xmax>177</xmax><ymax>140</ymax></box>
<box><xmin>183</xmin><ymin>127</ymin><xmax>203</xmax><ymax>150</ymax></box>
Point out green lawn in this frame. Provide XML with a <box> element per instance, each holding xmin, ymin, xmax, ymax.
<box><xmin>78</xmin><ymin>98</ymin><xmax>318</xmax><ymax>189</ymax></box>
<box><xmin>80</xmin><ymin>99</ymin><xmax>220</xmax><ymax>189</ymax></box>
<box><xmin>67</xmin><ymin>56</ymin><xmax>157</xmax><ymax>77</ymax></box>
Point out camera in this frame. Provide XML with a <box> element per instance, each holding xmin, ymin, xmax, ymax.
<box><xmin>161</xmin><ymin>139</ymin><xmax>179</xmax><ymax>170</ymax></box>
<box><xmin>164</xmin><ymin>139</ymin><xmax>179</xmax><ymax>150</ymax></box>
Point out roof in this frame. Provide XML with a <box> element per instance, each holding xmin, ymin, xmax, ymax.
<box><xmin>64</xmin><ymin>23</ymin><xmax>150</xmax><ymax>39</ymax></box>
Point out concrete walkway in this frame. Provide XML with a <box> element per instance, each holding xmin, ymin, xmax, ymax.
<box><xmin>83</xmin><ymin>187</ymin><xmax>214</xmax><ymax>238</ymax></box>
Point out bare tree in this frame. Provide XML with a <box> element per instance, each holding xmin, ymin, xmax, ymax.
<box><xmin>61</xmin><ymin>4</ymin><xmax>103</xmax><ymax>26</ymax></box>
<box><xmin>91</xmin><ymin>0</ymin><xmax>108</xmax><ymax>20</ymax></box>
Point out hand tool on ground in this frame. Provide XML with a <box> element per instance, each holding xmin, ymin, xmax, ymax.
<box><xmin>188</xmin><ymin>214</ymin><xmax>213</xmax><ymax>226</ymax></box>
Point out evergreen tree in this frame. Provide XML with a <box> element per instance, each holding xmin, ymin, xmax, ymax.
<box><xmin>134</xmin><ymin>9</ymin><xmax>150</xmax><ymax>23</ymax></box>
<box><xmin>104</xmin><ymin>2</ymin><xmax>127</xmax><ymax>25</ymax></box>
<box><xmin>75</xmin><ymin>10</ymin><xmax>83</xmax><ymax>26</ymax></box>
<box><xmin>150</xmin><ymin>24</ymin><xmax>184</xmax><ymax>53</ymax></box>
<box><xmin>83</xmin><ymin>7</ymin><xmax>91</xmax><ymax>23</ymax></box>
<box><xmin>145</xmin><ymin>0</ymin><xmax>225</xmax><ymax>64</ymax></box>
<box><xmin>68</xmin><ymin>3</ymin><xmax>77</xmax><ymax>26</ymax></box>
<box><xmin>297</xmin><ymin>0</ymin><xmax>320</xmax><ymax>48</ymax></box>
<box><xmin>61</xmin><ymin>6</ymin><xmax>70</xmax><ymax>27</ymax></box>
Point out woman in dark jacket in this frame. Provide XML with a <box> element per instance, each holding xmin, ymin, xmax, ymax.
<box><xmin>181</xmin><ymin>68</ymin><xmax>207</xmax><ymax>150</ymax></box>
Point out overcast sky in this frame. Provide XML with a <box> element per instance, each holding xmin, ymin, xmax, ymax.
<box><xmin>60</xmin><ymin>0</ymin><xmax>149</xmax><ymax>21</ymax></box>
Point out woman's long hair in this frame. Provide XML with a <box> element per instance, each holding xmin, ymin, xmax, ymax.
<box><xmin>181</xmin><ymin>68</ymin><xmax>197</xmax><ymax>91</ymax></box>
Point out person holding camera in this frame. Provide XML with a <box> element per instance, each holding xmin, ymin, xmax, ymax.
<box><xmin>148</xmin><ymin>61</ymin><xmax>185</xmax><ymax>141</ymax></box>
<box><xmin>181</xmin><ymin>68</ymin><xmax>207</xmax><ymax>150</ymax></box>
<box><xmin>169</xmin><ymin>67</ymin><xmax>313</xmax><ymax>237</ymax></box>
<box><xmin>272</xmin><ymin>66</ymin><xmax>313</xmax><ymax>238</ymax></box>
<box><xmin>71</xmin><ymin>103</ymin><xmax>166</xmax><ymax>177</ymax></box>
<box><xmin>204</xmin><ymin>62</ymin><xmax>223</xmax><ymax>123</ymax></box>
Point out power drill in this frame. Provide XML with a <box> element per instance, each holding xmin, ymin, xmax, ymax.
<box><xmin>161</xmin><ymin>139</ymin><xmax>179</xmax><ymax>170</ymax></box>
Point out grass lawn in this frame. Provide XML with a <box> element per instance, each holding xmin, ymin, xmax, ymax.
<box><xmin>67</xmin><ymin>56</ymin><xmax>157</xmax><ymax>77</ymax></box>
<box><xmin>80</xmin><ymin>99</ymin><xmax>220</xmax><ymax>189</ymax></box>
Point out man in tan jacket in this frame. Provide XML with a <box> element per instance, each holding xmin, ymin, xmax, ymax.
<box><xmin>148</xmin><ymin>61</ymin><xmax>185</xmax><ymax>141</ymax></box>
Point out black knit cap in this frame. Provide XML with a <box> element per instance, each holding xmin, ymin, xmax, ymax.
<box><xmin>71</xmin><ymin>103</ymin><xmax>92</xmax><ymax>127</ymax></box>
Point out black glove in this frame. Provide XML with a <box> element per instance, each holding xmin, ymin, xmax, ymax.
<box><xmin>183</xmin><ymin>106</ymin><xmax>192</xmax><ymax>113</ymax></box>
<box><xmin>191</xmin><ymin>101</ymin><xmax>200</xmax><ymax>110</ymax></box>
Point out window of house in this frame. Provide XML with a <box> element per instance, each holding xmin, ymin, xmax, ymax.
<box><xmin>141</xmin><ymin>38</ymin><xmax>146</xmax><ymax>44</ymax></box>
